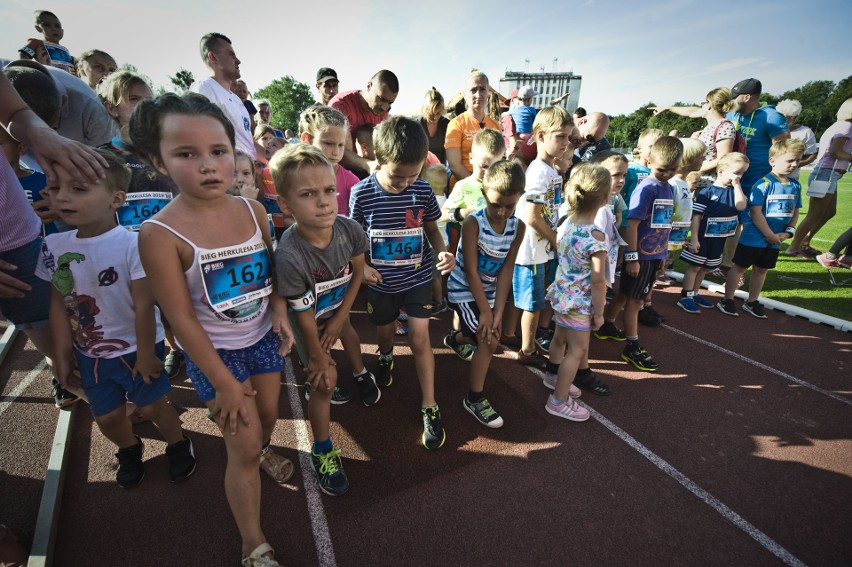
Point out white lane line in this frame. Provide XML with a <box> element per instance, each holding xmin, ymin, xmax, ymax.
<box><xmin>662</xmin><ymin>323</ymin><xmax>852</xmax><ymax>408</ymax></box>
<box><xmin>583</xmin><ymin>402</ymin><xmax>807</xmax><ymax>567</ymax></box>
<box><xmin>0</xmin><ymin>359</ymin><xmax>48</xmax><ymax>419</ymax></box>
<box><xmin>530</xmin><ymin>367</ymin><xmax>806</xmax><ymax>566</ymax></box>
<box><xmin>283</xmin><ymin>358</ymin><xmax>336</xmax><ymax>567</ymax></box>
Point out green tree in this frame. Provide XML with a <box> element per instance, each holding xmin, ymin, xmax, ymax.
<box><xmin>168</xmin><ymin>68</ymin><xmax>195</xmax><ymax>94</ymax></box>
<box><xmin>821</xmin><ymin>74</ymin><xmax>852</xmax><ymax>136</ymax></box>
<box><xmin>254</xmin><ymin>76</ymin><xmax>315</xmax><ymax>132</ymax></box>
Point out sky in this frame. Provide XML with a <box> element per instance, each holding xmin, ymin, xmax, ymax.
<box><xmin>2</xmin><ymin>0</ymin><xmax>851</xmax><ymax>122</ymax></box>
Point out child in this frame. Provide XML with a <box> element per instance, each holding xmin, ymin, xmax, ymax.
<box><xmin>37</xmin><ymin>149</ymin><xmax>196</xmax><ymax>488</ymax></box>
<box><xmin>299</xmin><ymin>105</ymin><xmax>359</xmax><ymax>217</ymax></box>
<box><xmin>271</xmin><ymin>144</ymin><xmax>381</xmax><ymax>496</ymax></box>
<box><xmin>422</xmin><ymin>163</ymin><xmax>451</xmax><ymax>312</ymax></box>
<box><xmin>439</xmin><ymin>128</ymin><xmax>505</xmax><ymax>224</ymax></box>
<box><xmin>228</xmin><ymin>150</ymin><xmax>260</xmax><ymax>199</ymax></box>
<box><xmin>598</xmin><ymin>136</ymin><xmax>683</xmax><ymax>372</ymax></box>
<box><xmin>668</xmin><ymin>139</ymin><xmax>707</xmax><ymax>255</ymax></box>
<box><xmin>718</xmin><ymin>140</ymin><xmax>805</xmax><ymax>318</ymax></box>
<box><xmin>349</xmin><ymin>116</ymin><xmax>456</xmax><ymax>450</ymax></box>
<box><xmin>259</xmin><ymin>136</ymin><xmax>291</xmax><ymax>234</ymax></box>
<box><xmin>544</xmin><ymin>164</ymin><xmax>610</xmax><ymax>420</ymax></box>
<box><xmin>32</xmin><ymin>10</ymin><xmax>74</xmax><ymax>74</ymax></box>
<box><xmin>512</xmin><ymin>106</ymin><xmax>571</xmax><ymax>369</ymax></box>
<box><xmin>132</xmin><ymin>93</ymin><xmax>294</xmax><ymax>567</ymax></box>
<box><xmin>678</xmin><ymin>152</ymin><xmax>748</xmax><ymax>313</ymax></box>
<box><xmin>355</xmin><ymin>124</ymin><xmax>376</xmax><ymax>162</ymax></box>
<box><xmin>445</xmin><ymin>160</ymin><xmax>525</xmax><ymax>428</ymax></box>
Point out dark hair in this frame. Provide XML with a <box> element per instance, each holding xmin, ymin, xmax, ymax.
<box><xmin>34</xmin><ymin>10</ymin><xmax>58</xmax><ymax>24</ymax></box>
<box><xmin>371</xmin><ymin>70</ymin><xmax>399</xmax><ymax>94</ymax></box>
<box><xmin>199</xmin><ymin>32</ymin><xmax>231</xmax><ymax>63</ymax></box>
<box><xmin>3</xmin><ymin>65</ymin><xmax>61</xmax><ymax>125</ymax></box>
<box><xmin>128</xmin><ymin>93</ymin><xmax>236</xmax><ymax>163</ymax></box>
<box><xmin>94</xmin><ymin>148</ymin><xmax>132</xmax><ymax>193</ymax></box>
<box><xmin>574</xmin><ymin>107</ymin><xmax>587</xmax><ymax>117</ymax></box>
<box><xmin>373</xmin><ymin>116</ymin><xmax>428</xmax><ymax>166</ymax></box>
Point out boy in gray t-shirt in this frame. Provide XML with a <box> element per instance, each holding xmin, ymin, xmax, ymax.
<box><xmin>271</xmin><ymin>145</ymin><xmax>378</xmax><ymax>497</ymax></box>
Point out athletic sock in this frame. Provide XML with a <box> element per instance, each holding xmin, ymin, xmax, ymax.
<box><xmin>353</xmin><ymin>368</ymin><xmax>368</xmax><ymax>378</ymax></box>
<box><xmin>546</xmin><ymin>361</ymin><xmax>560</xmax><ymax>375</ymax></box>
<box><xmin>313</xmin><ymin>438</ymin><xmax>333</xmax><ymax>454</ymax></box>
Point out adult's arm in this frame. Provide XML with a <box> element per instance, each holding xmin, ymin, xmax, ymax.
<box><xmin>828</xmin><ymin>136</ymin><xmax>852</xmax><ymax>162</ymax></box>
<box><xmin>445</xmin><ymin>147</ymin><xmax>471</xmax><ymax>180</ymax></box>
<box><xmin>0</xmin><ymin>74</ymin><xmax>106</xmax><ymax>184</ymax></box>
<box><xmin>652</xmin><ymin>105</ymin><xmax>704</xmax><ymax>119</ymax></box>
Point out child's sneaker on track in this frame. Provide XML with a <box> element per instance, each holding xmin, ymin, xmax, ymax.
<box><xmin>51</xmin><ymin>378</ymin><xmax>79</xmax><ymax>409</ymax></box>
<box><xmin>621</xmin><ymin>346</ymin><xmax>659</xmax><ymax>372</ymax></box>
<box><xmin>716</xmin><ymin>299</ymin><xmax>739</xmax><ymax>316</ymax></box>
<box><xmin>463</xmin><ymin>397</ymin><xmax>504</xmax><ymax>428</ymax></box>
<box><xmin>677</xmin><ymin>296</ymin><xmax>700</xmax><ymax>313</ymax></box>
<box><xmin>115</xmin><ymin>436</ymin><xmax>145</xmax><ymax>488</ymax></box>
<box><xmin>353</xmin><ymin>371</ymin><xmax>381</xmax><ymax>406</ymax></box>
<box><xmin>311</xmin><ymin>448</ymin><xmax>349</xmax><ymax>496</ymax></box>
<box><xmin>742</xmin><ymin>300</ymin><xmax>768</xmax><ymax>319</ymax></box>
<box><xmin>693</xmin><ymin>294</ymin><xmax>714</xmax><ymax>309</ymax></box>
<box><xmin>421</xmin><ymin>406</ymin><xmax>446</xmax><ymax>449</ymax></box>
<box><xmin>545</xmin><ymin>395</ymin><xmax>590</xmax><ymax>421</ymax></box>
<box><xmin>443</xmin><ymin>330</ymin><xmax>475</xmax><ymax>361</ymax></box>
<box><xmin>165</xmin><ymin>435</ymin><xmax>196</xmax><ymax>483</ymax></box>
<box><xmin>594</xmin><ymin>321</ymin><xmax>625</xmax><ymax>340</ymax></box>
<box><xmin>542</xmin><ymin>372</ymin><xmax>581</xmax><ymax>398</ymax></box>
<box><xmin>164</xmin><ymin>349</ymin><xmax>184</xmax><ymax>379</ymax></box>
<box><xmin>375</xmin><ymin>354</ymin><xmax>393</xmax><ymax>387</ymax></box>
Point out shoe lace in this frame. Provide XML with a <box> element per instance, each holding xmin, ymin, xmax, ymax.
<box><xmin>423</xmin><ymin>407</ymin><xmax>442</xmax><ymax>432</ymax></box>
<box><xmin>475</xmin><ymin>399</ymin><xmax>497</xmax><ymax>418</ymax></box>
<box><xmin>315</xmin><ymin>448</ymin><xmax>342</xmax><ymax>475</ymax></box>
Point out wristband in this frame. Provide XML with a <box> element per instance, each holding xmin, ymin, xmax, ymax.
<box><xmin>624</xmin><ymin>251</ymin><xmax>639</xmax><ymax>262</ymax></box>
<box><xmin>453</xmin><ymin>208</ymin><xmax>464</xmax><ymax>222</ymax></box>
<box><xmin>785</xmin><ymin>226</ymin><xmax>796</xmax><ymax>236</ymax></box>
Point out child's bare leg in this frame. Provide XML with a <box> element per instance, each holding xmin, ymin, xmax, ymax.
<box><xmin>520</xmin><ymin>309</ymin><xmax>540</xmax><ymax>354</ymax></box>
<box><xmin>94</xmin><ymin>405</ymin><xmax>138</xmax><ymax>448</ymax></box>
<box><xmin>555</xmin><ymin>329</ymin><xmax>589</xmax><ymax>400</ymax></box>
<box><xmin>502</xmin><ymin>302</ymin><xmax>520</xmax><ymax>339</ymax></box>
<box><xmin>604</xmin><ymin>293</ymin><xmax>627</xmax><ymax>323</ymax></box>
<box><xmin>376</xmin><ymin>321</ymin><xmax>396</xmax><ymax>354</ymax></box>
<box><xmin>724</xmin><ymin>264</ymin><xmax>747</xmax><ymax>299</ymax></box>
<box><xmin>468</xmin><ymin>335</ymin><xmax>499</xmax><ymax>394</ymax></box>
<box><xmin>548</xmin><ymin>326</ymin><xmax>568</xmax><ymax>366</ymax></box>
<box><xmin>693</xmin><ymin>267</ymin><xmax>708</xmax><ymax>292</ymax></box>
<box><xmin>339</xmin><ymin>319</ymin><xmax>365</xmax><ymax>374</ymax></box>
<box><xmin>136</xmin><ymin>397</ymin><xmax>183</xmax><ymax>445</ymax></box>
<box><xmin>747</xmin><ymin>266</ymin><xmax>769</xmax><ymax>302</ymax></box>
<box><xmin>623</xmin><ymin>298</ymin><xmax>643</xmax><ymax>338</ymax></box>
<box><xmin>407</xmin><ymin>317</ymin><xmax>435</xmax><ymax>407</ymax></box>
<box><xmin>681</xmin><ymin>265</ymin><xmax>699</xmax><ymax>292</ymax></box>
<box><xmin>305</xmin><ymin>366</ymin><xmax>334</xmax><ymax>442</ymax></box>
<box><xmin>250</xmin><ymin>372</ymin><xmax>285</xmax><ymax>445</ymax></box>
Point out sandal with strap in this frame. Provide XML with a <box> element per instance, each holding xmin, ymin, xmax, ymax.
<box><xmin>242</xmin><ymin>542</ymin><xmax>280</xmax><ymax>567</ymax></box>
<box><xmin>259</xmin><ymin>448</ymin><xmax>294</xmax><ymax>484</ymax></box>
<box><xmin>574</xmin><ymin>372</ymin><xmax>612</xmax><ymax>396</ymax></box>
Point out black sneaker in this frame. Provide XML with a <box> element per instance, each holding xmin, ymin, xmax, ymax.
<box><xmin>639</xmin><ymin>305</ymin><xmax>665</xmax><ymax>326</ymax></box>
<box><xmin>311</xmin><ymin>448</ymin><xmax>349</xmax><ymax>496</ymax></box>
<box><xmin>716</xmin><ymin>299</ymin><xmax>739</xmax><ymax>317</ymax></box>
<box><xmin>375</xmin><ymin>355</ymin><xmax>393</xmax><ymax>388</ymax></box>
<box><xmin>621</xmin><ymin>346</ymin><xmax>659</xmax><ymax>372</ymax></box>
<box><xmin>51</xmin><ymin>378</ymin><xmax>79</xmax><ymax>409</ymax></box>
<box><xmin>353</xmin><ymin>371</ymin><xmax>381</xmax><ymax>407</ymax></box>
<box><xmin>115</xmin><ymin>436</ymin><xmax>145</xmax><ymax>488</ymax></box>
<box><xmin>304</xmin><ymin>383</ymin><xmax>352</xmax><ymax>405</ymax></box>
<box><xmin>535</xmin><ymin>327</ymin><xmax>554</xmax><ymax>353</ymax></box>
<box><xmin>463</xmin><ymin>397</ymin><xmax>504</xmax><ymax>428</ymax></box>
<box><xmin>742</xmin><ymin>300</ymin><xmax>768</xmax><ymax>319</ymax></box>
<box><xmin>443</xmin><ymin>329</ymin><xmax>475</xmax><ymax>361</ymax></box>
<box><xmin>165</xmin><ymin>435</ymin><xmax>196</xmax><ymax>483</ymax></box>
<box><xmin>594</xmin><ymin>321</ymin><xmax>626</xmax><ymax>341</ymax></box>
<box><xmin>164</xmin><ymin>349</ymin><xmax>184</xmax><ymax>380</ymax></box>
<box><xmin>421</xmin><ymin>406</ymin><xmax>446</xmax><ymax>450</ymax></box>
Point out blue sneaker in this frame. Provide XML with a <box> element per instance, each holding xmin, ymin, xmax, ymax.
<box><xmin>677</xmin><ymin>296</ymin><xmax>700</xmax><ymax>314</ymax></box>
<box><xmin>311</xmin><ymin>448</ymin><xmax>349</xmax><ymax>496</ymax></box>
<box><xmin>693</xmin><ymin>294</ymin><xmax>714</xmax><ymax>309</ymax></box>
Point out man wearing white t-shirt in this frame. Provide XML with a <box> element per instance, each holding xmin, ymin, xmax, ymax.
<box><xmin>193</xmin><ymin>33</ymin><xmax>255</xmax><ymax>159</ymax></box>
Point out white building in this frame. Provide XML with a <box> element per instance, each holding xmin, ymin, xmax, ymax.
<box><xmin>498</xmin><ymin>70</ymin><xmax>582</xmax><ymax>111</ymax></box>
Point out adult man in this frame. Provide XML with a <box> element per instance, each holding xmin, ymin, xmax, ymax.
<box><xmin>329</xmin><ymin>69</ymin><xmax>398</xmax><ymax>173</ymax></box>
<box><xmin>316</xmin><ymin>67</ymin><xmax>339</xmax><ymax>105</ymax></box>
<box><xmin>573</xmin><ymin>111</ymin><xmax>610</xmax><ymax>163</ymax></box>
<box><xmin>192</xmin><ymin>33</ymin><xmax>255</xmax><ymax>158</ymax></box>
<box><xmin>255</xmin><ymin>98</ymin><xmax>284</xmax><ymax>138</ymax></box>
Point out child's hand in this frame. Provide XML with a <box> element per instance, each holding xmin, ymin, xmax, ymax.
<box><xmin>132</xmin><ymin>353</ymin><xmax>164</xmax><ymax>385</ymax></box>
<box><xmin>625</xmin><ymin>260</ymin><xmax>640</xmax><ymax>277</ymax></box>
<box><xmin>212</xmin><ymin>380</ymin><xmax>256</xmax><ymax>435</ymax></box>
<box><xmin>306</xmin><ymin>353</ymin><xmax>336</xmax><ymax>392</ymax></box>
<box><xmin>477</xmin><ymin>311</ymin><xmax>494</xmax><ymax>344</ymax></box>
<box><xmin>319</xmin><ymin>314</ymin><xmax>345</xmax><ymax>352</ymax></box>
<box><xmin>55</xmin><ymin>357</ymin><xmax>81</xmax><ymax>390</ymax></box>
<box><xmin>273</xmin><ymin>314</ymin><xmax>295</xmax><ymax>357</ymax></box>
<box><xmin>363</xmin><ymin>266</ymin><xmax>382</xmax><ymax>285</ymax></box>
<box><xmin>238</xmin><ymin>183</ymin><xmax>259</xmax><ymax>200</ymax></box>
<box><xmin>771</xmin><ymin>233</ymin><xmax>787</xmax><ymax>245</ymax></box>
<box><xmin>34</xmin><ymin>189</ymin><xmax>60</xmax><ymax>224</ymax></box>
<box><xmin>688</xmin><ymin>239</ymin><xmax>700</xmax><ymax>253</ymax></box>
<box><xmin>592</xmin><ymin>314</ymin><xmax>604</xmax><ymax>331</ymax></box>
<box><xmin>436</xmin><ymin>251</ymin><xmax>456</xmax><ymax>275</ymax></box>
<box><xmin>729</xmin><ymin>174</ymin><xmax>742</xmax><ymax>187</ymax></box>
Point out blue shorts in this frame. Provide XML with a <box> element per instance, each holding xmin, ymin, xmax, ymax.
<box><xmin>513</xmin><ymin>263</ymin><xmax>546</xmax><ymax>312</ymax></box>
<box><xmin>184</xmin><ymin>329</ymin><xmax>284</xmax><ymax>403</ymax></box>
<box><xmin>0</xmin><ymin>237</ymin><xmax>51</xmax><ymax>330</ymax></box>
<box><xmin>75</xmin><ymin>341</ymin><xmax>171</xmax><ymax>418</ymax></box>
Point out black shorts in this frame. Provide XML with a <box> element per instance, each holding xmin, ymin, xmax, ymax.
<box><xmin>448</xmin><ymin>300</ymin><xmax>481</xmax><ymax>339</ymax></box>
<box><xmin>680</xmin><ymin>235</ymin><xmax>726</xmax><ymax>268</ymax></box>
<box><xmin>618</xmin><ymin>259</ymin><xmax>661</xmax><ymax>299</ymax></box>
<box><xmin>733</xmin><ymin>244</ymin><xmax>779</xmax><ymax>270</ymax></box>
<box><xmin>367</xmin><ymin>282</ymin><xmax>435</xmax><ymax>325</ymax></box>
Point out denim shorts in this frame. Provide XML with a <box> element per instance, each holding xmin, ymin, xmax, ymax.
<box><xmin>513</xmin><ymin>263</ymin><xmax>546</xmax><ymax>312</ymax></box>
<box><xmin>0</xmin><ymin>237</ymin><xmax>51</xmax><ymax>329</ymax></box>
<box><xmin>184</xmin><ymin>329</ymin><xmax>284</xmax><ymax>403</ymax></box>
<box><xmin>75</xmin><ymin>341</ymin><xmax>172</xmax><ymax>417</ymax></box>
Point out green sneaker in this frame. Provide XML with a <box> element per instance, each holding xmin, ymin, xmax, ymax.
<box><xmin>311</xmin><ymin>448</ymin><xmax>349</xmax><ymax>496</ymax></box>
<box><xmin>421</xmin><ymin>406</ymin><xmax>446</xmax><ymax>450</ymax></box>
<box><xmin>443</xmin><ymin>330</ymin><xmax>475</xmax><ymax>361</ymax></box>
<box><xmin>463</xmin><ymin>397</ymin><xmax>504</xmax><ymax>428</ymax></box>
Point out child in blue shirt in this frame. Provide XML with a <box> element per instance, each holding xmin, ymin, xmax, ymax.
<box><xmin>719</xmin><ymin>140</ymin><xmax>805</xmax><ymax>318</ymax></box>
<box><xmin>349</xmin><ymin>116</ymin><xmax>455</xmax><ymax>450</ymax></box>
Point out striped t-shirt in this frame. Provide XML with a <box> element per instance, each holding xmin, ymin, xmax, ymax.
<box><xmin>349</xmin><ymin>174</ymin><xmax>441</xmax><ymax>294</ymax></box>
<box><xmin>447</xmin><ymin>208</ymin><xmax>519</xmax><ymax>306</ymax></box>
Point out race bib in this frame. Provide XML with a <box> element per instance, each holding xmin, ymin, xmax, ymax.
<box><xmin>669</xmin><ymin>222</ymin><xmax>691</xmax><ymax>246</ymax></box>
<box><xmin>650</xmin><ymin>199</ymin><xmax>673</xmax><ymax>229</ymax></box>
<box><xmin>477</xmin><ymin>242</ymin><xmax>508</xmax><ymax>282</ymax></box>
<box><xmin>705</xmin><ymin>216</ymin><xmax>738</xmax><ymax>238</ymax></box>
<box><xmin>314</xmin><ymin>273</ymin><xmax>352</xmax><ymax>319</ymax></box>
<box><xmin>200</xmin><ymin>242</ymin><xmax>272</xmax><ymax>313</ymax></box>
<box><xmin>369</xmin><ymin>228</ymin><xmax>423</xmax><ymax>267</ymax></box>
<box><xmin>117</xmin><ymin>192</ymin><xmax>172</xmax><ymax>231</ymax></box>
<box><xmin>765</xmin><ymin>194</ymin><xmax>795</xmax><ymax>219</ymax></box>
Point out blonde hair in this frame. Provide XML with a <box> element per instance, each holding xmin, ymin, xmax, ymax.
<box><xmin>649</xmin><ymin>136</ymin><xmax>683</xmax><ymax>167</ymax></box>
<box><xmin>769</xmin><ymin>139</ymin><xmax>805</xmax><ymax>160</ymax></box>
<box><xmin>717</xmin><ymin>151</ymin><xmax>749</xmax><ymax>173</ymax></box>
<box><xmin>422</xmin><ymin>164</ymin><xmax>448</xmax><ymax>196</ymax></box>
<box><xmin>421</xmin><ymin>87</ymin><xmax>445</xmax><ymax>119</ymax></box>
<box><xmin>638</xmin><ymin>128</ymin><xmax>664</xmax><ymax>146</ymax></box>
<box><xmin>566</xmin><ymin>163</ymin><xmax>611</xmax><ymax>213</ymax></box>
<box><xmin>96</xmin><ymin>70</ymin><xmax>150</xmax><ymax>109</ymax></box>
<box><xmin>298</xmin><ymin>104</ymin><xmax>348</xmax><ymax>139</ymax></box>
<box><xmin>483</xmin><ymin>160</ymin><xmax>525</xmax><ymax>196</ymax></box>
<box><xmin>472</xmin><ymin>128</ymin><xmax>505</xmax><ymax>157</ymax></box>
<box><xmin>836</xmin><ymin>98</ymin><xmax>852</xmax><ymax>121</ymax></box>
<box><xmin>532</xmin><ymin>106</ymin><xmax>571</xmax><ymax>138</ymax></box>
<box><xmin>679</xmin><ymin>138</ymin><xmax>707</xmax><ymax>170</ymax></box>
<box><xmin>589</xmin><ymin>150</ymin><xmax>628</xmax><ymax>168</ymax></box>
<box><xmin>776</xmin><ymin>99</ymin><xmax>803</xmax><ymax>117</ymax></box>
<box><xmin>706</xmin><ymin>87</ymin><xmax>737</xmax><ymax>115</ymax></box>
<box><xmin>270</xmin><ymin>144</ymin><xmax>334</xmax><ymax>198</ymax></box>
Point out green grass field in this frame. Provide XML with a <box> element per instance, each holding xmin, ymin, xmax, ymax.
<box><xmin>672</xmin><ymin>169</ymin><xmax>852</xmax><ymax>323</ymax></box>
